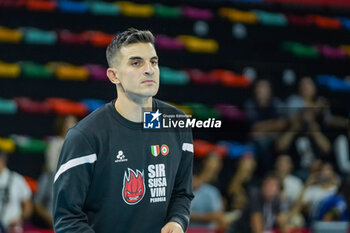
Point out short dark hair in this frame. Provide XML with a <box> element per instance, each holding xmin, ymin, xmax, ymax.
<box><xmin>106</xmin><ymin>28</ymin><xmax>155</xmax><ymax>67</ymax></box>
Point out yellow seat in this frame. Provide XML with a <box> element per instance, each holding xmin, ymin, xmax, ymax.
<box><xmin>54</xmin><ymin>63</ymin><xmax>89</xmax><ymax>81</ymax></box>
<box><xmin>219</xmin><ymin>8</ymin><xmax>258</xmax><ymax>24</ymax></box>
<box><xmin>177</xmin><ymin>35</ymin><xmax>219</xmax><ymax>53</ymax></box>
<box><xmin>117</xmin><ymin>1</ymin><xmax>154</xmax><ymax>17</ymax></box>
<box><xmin>0</xmin><ymin>137</ymin><xmax>16</xmax><ymax>154</ymax></box>
<box><xmin>0</xmin><ymin>26</ymin><xmax>23</xmax><ymax>43</ymax></box>
<box><xmin>340</xmin><ymin>45</ymin><xmax>350</xmax><ymax>56</ymax></box>
<box><xmin>0</xmin><ymin>61</ymin><xmax>21</xmax><ymax>78</ymax></box>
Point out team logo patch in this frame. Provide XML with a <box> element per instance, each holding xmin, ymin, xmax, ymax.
<box><xmin>161</xmin><ymin>144</ymin><xmax>169</xmax><ymax>156</ymax></box>
<box><xmin>151</xmin><ymin>145</ymin><xmax>160</xmax><ymax>157</ymax></box>
<box><xmin>122</xmin><ymin>168</ymin><xmax>145</xmax><ymax>205</ymax></box>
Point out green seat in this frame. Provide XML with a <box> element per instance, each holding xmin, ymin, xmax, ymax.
<box><xmin>21</xmin><ymin>61</ymin><xmax>53</xmax><ymax>78</ymax></box>
<box><xmin>255</xmin><ymin>10</ymin><xmax>287</xmax><ymax>26</ymax></box>
<box><xmin>0</xmin><ymin>98</ymin><xmax>17</xmax><ymax>114</ymax></box>
<box><xmin>160</xmin><ymin>67</ymin><xmax>189</xmax><ymax>85</ymax></box>
<box><xmin>185</xmin><ymin>103</ymin><xmax>221</xmax><ymax>120</ymax></box>
<box><xmin>12</xmin><ymin>135</ymin><xmax>47</xmax><ymax>154</ymax></box>
<box><xmin>89</xmin><ymin>2</ymin><xmax>120</xmax><ymax>16</ymax></box>
<box><xmin>154</xmin><ymin>4</ymin><xmax>182</xmax><ymax>18</ymax></box>
<box><xmin>282</xmin><ymin>41</ymin><xmax>319</xmax><ymax>58</ymax></box>
<box><xmin>22</xmin><ymin>27</ymin><xmax>57</xmax><ymax>45</ymax></box>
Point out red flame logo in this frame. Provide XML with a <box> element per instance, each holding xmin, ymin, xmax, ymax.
<box><xmin>122</xmin><ymin>168</ymin><xmax>145</xmax><ymax>205</ymax></box>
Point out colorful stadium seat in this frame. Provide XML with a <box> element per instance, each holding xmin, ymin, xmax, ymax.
<box><xmin>154</xmin><ymin>4</ymin><xmax>182</xmax><ymax>18</ymax></box>
<box><xmin>46</xmin><ymin>98</ymin><xmax>88</xmax><ymax>116</ymax></box>
<box><xmin>160</xmin><ymin>66</ymin><xmax>190</xmax><ymax>85</ymax></box>
<box><xmin>14</xmin><ymin>97</ymin><xmax>52</xmax><ymax>114</ymax></box>
<box><xmin>177</xmin><ymin>35</ymin><xmax>219</xmax><ymax>53</ymax></box>
<box><xmin>88</xmin><ymin>1</ymin><xmax>120</xmax><ymax>16</ymax></box>
<box><xmin>219</xmin><ymin>8</ymin><xmax>258</xmax><ymax>24</ymax></box>
<box><xmin>155</xmin><ymin>35</ymin><xmax>185</xmax><ymax>50</ymax></box>
<box><xmin>0</xmin><ymin>137</ymin><xmax>16</xmax><ymax>153</ymax></box>
<box><xmin>0</xmin><ymin>26</ymin><xmax>23</xmax><ymax>43</ymax></box>
<box><xmin>20</xmin><ymin>61</ymin><xmax>53</xmax><ymax>79</ymax></box>
<box><xmin>21</xmin><ymin>27</ymin><xmax>57</xmax><ymax>45</ymax></box>
<box><xmin>118</xmin><ymin>1</ymin><xmax>154</xmax><ymax>18</ymax></box>
<box><xmin>26</xmin><ymin>0</ymin><xmax>57</xmax><ymax>12</ymax></box>
<box><xmin>182</xmin><ymin>6</ymin><xmax>213</xmax><ymax>20</ymax></box>
<box><xmin>0</xmin><ymin>61</ymin><xmax>21</xmax><ymax>78</ymax></box>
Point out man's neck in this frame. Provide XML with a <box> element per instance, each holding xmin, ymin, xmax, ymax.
<box><xmin>115</xmin><ymin>94</ymin><xmax>153</xmax><ymax>123</ymax></box>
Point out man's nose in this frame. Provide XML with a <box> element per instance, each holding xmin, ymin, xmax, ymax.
<box><xmin>144</xmin><ymin>62</ymin><xmax>154</xmax><ymax>76</ymax></box>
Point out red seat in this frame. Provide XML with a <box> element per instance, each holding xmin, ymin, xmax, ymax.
<box><xmin>26</xmin><ymin>0</ymin><xmax>57</xmax><ymax>11</ymax></box>
<box><xmin>46</xmin><ymin>98</ymin><xmax>88</xmax><ymax>116</ymax></box>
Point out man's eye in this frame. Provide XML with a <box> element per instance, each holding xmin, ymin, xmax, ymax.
<box><xmin>151</xmin><ymin>61</ymin><xmax>158</xmax><ymax>65</ymax></box>
<box><xmin>132</xmin><ymin>62</ymin><xmax>139</xmax><ymax>66</ymax></box>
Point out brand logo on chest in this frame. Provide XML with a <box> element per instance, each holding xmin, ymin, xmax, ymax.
<box><xmin>115</xmin><ymin>150</ymin><xmax>128</xmax><ymax>163</ymax></box>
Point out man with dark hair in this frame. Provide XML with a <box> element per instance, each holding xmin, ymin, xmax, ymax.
<box><xmin>52</xmin><ymin>28</ymin><xmax>194</xmax><ymax>233</ymax></box>
<box><xmin>226</xmin><ymin>174</ymin><xmax>289</xmax><ymax>233</ymax></box>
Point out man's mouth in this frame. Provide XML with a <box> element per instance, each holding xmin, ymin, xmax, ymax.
<box><xmin>141</xmin><ymin>80</ymin><xmax>155</xmax><ymax>84</ymax></box>
<box><xmin>128</xmin><ymin>195</ymin><xmax>140</xmax><ymax>201</ymax></box>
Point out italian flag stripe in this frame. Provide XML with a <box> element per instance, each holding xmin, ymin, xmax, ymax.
<box><xmin>151</xmin><ymin>146</ymin><xmax>159</xmax><ymax>156</ymax></box>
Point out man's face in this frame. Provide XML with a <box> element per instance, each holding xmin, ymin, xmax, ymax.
<box><xmin>276</xmin><ymin>155</ymin><xmax>292</xmax><ymax>175</ymax></box>
<box><xmin>115</xmin><ymin>42</ymin><xmax>159</xmax><ymax>98</ymax></box>
<box><xmin>262</xmin><ymin>178</ymin><xmax>280</xmax><ymax>201</ymax></box>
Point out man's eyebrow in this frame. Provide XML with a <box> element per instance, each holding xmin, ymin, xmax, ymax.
<box><xmin>128</xmin><ymin>56</ymin><xmax>143</xmax><ymax>61</ymax></box>
<box><xmin>128</xmin><ymin>56</ymin><xmax>158</xmax><ymax>61</ymax></box>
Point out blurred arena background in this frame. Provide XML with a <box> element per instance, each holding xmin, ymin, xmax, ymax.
<box><xmin>0</xmin><ymin>0</ymin><xmax>350</xmax><ymax>232</ymax></box>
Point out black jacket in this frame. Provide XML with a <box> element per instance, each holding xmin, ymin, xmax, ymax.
<box><xmin>53</xmin><ymin>99</ymin><xmax>194</xmax><ymax>233</ymax></box>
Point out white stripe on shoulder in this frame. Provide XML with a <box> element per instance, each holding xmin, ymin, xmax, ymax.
<box><xmin>54</xmin><ymin>153</ymin><xmax>97</xmax><ymax>183</ymax></box>
<box><xmin>182</xmin><ymin>143</ymin><xmax>193</xmax><ymax>153</ymax></box>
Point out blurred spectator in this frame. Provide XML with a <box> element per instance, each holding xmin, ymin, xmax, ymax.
<box><xmin>226</xmin><ymin>174</ymin><xmax>289</xmax><ymax>233</ymax></box>
<box><xmin>245</xmin><ymin>79</ymin><xmax>287</xmax><ymax>173</ymax></box>
<box><xmin>276</xmin><ymin>82</ymin><xmax>331</xmax><ymax>179</ymax></box>
<box><xmin>200</xmin><ymin>152</ymin><xmax>223</xmax><ymax>185</ymax></box>
<box><xmin>274</xmin><ymin>154</ymin><xmax>303</xmax><ymax>203</ymax></box>
<box><xmin>190</xmin><ymin>157</ymin><xmax>226</xmax><ymax>229</ymax></box>
<box><xmin>226</xmin><ymin>154</ymin><xmax>258</xmax><ymax>211</ymax></box>
<box><xmin>291</xmin><ymin>162</ymin><xmax>339</xmax><ymax>223</ymax></box>
<box><xmin>334</xmin><ymin>127</ymin><xmax>350</xmax><ymax>175</ymax></box>
<box><xmin>244</xmin><ymin>79</ymin><xmax>286</xmax><ymax>132</ymax></box>
<box><xmin>315</xmin><ymin>178</ymin><xmax>350</xmax><ymax>222</ymax></box>
<box><xmin>285</xmin><ymin>76</ymin><xmax>330</xmax><ymax>119</ymax></box>
<box><xmin>33</xmin><ymin>115</ymin><xmax>78</xmax><ymax>228</ymax></box>
<box><xmin>287</xmin><ymin>76</ymin><xmax>348</xmax><ymax>129</ymax></box>
<box><xmin>0</xmin><ymin>149</ymin><xmax>32</xmax><ymax>232</ymax></box>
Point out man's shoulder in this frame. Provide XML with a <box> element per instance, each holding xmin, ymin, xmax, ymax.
<box><xmin>73</xmin><ymin>101</ymin><xmax>113</xmax><ymax>133</ymax></box>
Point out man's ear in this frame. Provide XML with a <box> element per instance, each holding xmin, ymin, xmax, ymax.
<box><xmin>107</xmin><ymin>68</ymin><xmax>120</xmax><ymax>84</ymax></box>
